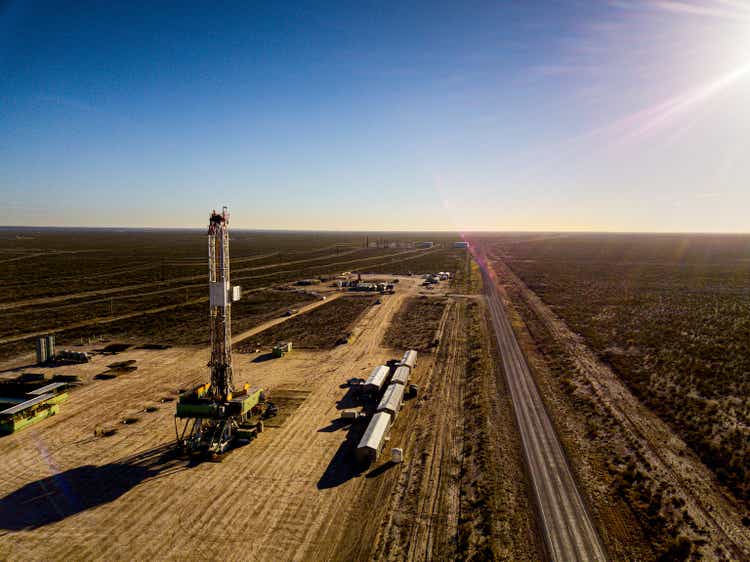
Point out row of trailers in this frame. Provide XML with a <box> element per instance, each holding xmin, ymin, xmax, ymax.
<box><xmin>355</xmin><ymin>349</ymin><xmax>418</xmax><ymax>465</ymax></box>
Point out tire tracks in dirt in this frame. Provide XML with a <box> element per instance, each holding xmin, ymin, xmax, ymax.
<box><xmin>367</xmin><ymin>300</ymin><xmax>466</xmax><ymax>561</ymax></box>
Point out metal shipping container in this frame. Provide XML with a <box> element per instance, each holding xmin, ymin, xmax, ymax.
<box><xmin>356</xmin><ymin>411</ymin><xmax>392</xmax><ymax>464</ymax></box>
<box><xmin>376</xmin><ymin>382</ymin><xmax>405</xmax><ymax>417</ymax></box>
<box><xmin>362</xmin><ymin>365</ymin><xmax>390</xmax><ymax>395</ymax></box>
<box><xmin>391</xmin><ymin>365</ymin><xmax>410</xmax><ymax>386</ymax></box>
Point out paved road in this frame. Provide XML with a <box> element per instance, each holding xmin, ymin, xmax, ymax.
<box><xmin>482</xmin><ymin>267</ymin><xmax>608</xmax><ymax>562</ymax></box>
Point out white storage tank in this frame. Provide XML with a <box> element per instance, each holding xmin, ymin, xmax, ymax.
<box><xmin>45</xmin><ymin>335</ymin><xmax>56</xmax><ymax>360</ymax></box>
<box><xmin>356</xmin><ymin>411</ymin><xmax>392</xmax><ymax>465</ymax></box>
<box><xmin>376</xmin><ymin>382</ymin><xmax>405</xmax><ymax>418</ymax></box>
<box><xmin>35</xmin><ymin>337</ymin><xmax>48</xmax><ymax>365</ymax></box>
<box><xmin>391</xmin><ymin>365</ymin><xmax>410</xmax><ymax>386</ymax></box>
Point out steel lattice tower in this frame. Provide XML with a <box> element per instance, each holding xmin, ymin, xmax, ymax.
<box><xmin>207</xmin><ymin>207</ymin><xmax>233</xmax><ymax>401</ymax></box>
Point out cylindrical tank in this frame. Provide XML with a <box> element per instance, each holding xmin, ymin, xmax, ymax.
<box><xmin>35</xmin><ymin>338</ymin><xmax>48</xmax><ymax>364</ymax></box>
<box><xmin>45</xmin><ymin>335</ymin><xmax>56</xmax><ymax>361</ymax></box>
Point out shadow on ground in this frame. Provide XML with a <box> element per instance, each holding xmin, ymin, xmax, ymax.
<box><xmin>317</xmin><ymin>419</ymin><xmax>367</xmax><ymax>490</ymax></box>
<box><xmin>251</xmin><ymin>352</ymin><xmax>276</xmax><ymax>363</ymax></box>
<box><xmin>0</xmin><ymin>443</ymin><xmax>195</xmax><ymax>531</ymax></box>
<box><xmin>335</xmin><ymin>385</ymin><xmax>362</xmax><ymax>410</ymax></box>
<box><xmin>318</xmin><ymin>418</ymin><xmax>351</xmax><ymax>433</ymax></box>
<box><xmin>366</xmin><ymin>460</ymin><xmax>396</xmax><ymax>479</ymax></box>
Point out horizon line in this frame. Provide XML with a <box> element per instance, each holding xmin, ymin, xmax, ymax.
<box><xmin>1</xmin><ymin>225</ymin><xmax>749</xmax><ymax>235</ymax></box>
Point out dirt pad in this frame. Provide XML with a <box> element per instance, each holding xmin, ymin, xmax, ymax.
<box><xmin>264</xmin><ymin>388</ymin><xmax>311</xmax><ymax>428</ymax></box>
<box><xmin>0</xmin><ymin>277</ymin><xmax>421</xmax><ymax>560</ymax></box>
<box><xmin>0</xmin><ymin>272</ymin><xmax>537</xmax><ymax>561</ymax></box>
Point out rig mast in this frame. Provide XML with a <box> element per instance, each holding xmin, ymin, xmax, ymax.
<box><xmin>208</xmin><ymin>207</ymin><xmax>234</xmax><ymax>401</ymax></box>
<box><xmin>175</xmin><ymin>206</ymin><xmax>272</xmax><ymax>456</ymax></box>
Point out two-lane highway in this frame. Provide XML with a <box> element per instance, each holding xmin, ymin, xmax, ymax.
<box><xmin>482</xmin><ymin>267</ymin><xmax>607</xmax><ymax>562</ymax></box>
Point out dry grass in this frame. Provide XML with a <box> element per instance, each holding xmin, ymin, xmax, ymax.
<box><xmin>458</xmin><ymin>299</ymin><xmax>542</xmax><ymax>560</ymax></box>
<box><xmin>0</xmin><ymin>229</ymin><xmax>465</xmax><ymax>361</ymax></box>
<box><xmin>382</xmin><ymin>296</ymin><xmax>447</xmax><ymax>351</ymax></box>
<box><xmin>484</xmin><ymin>234</ymin><xmax>750</xmax><ymax>508</ymax></box>
<box><xmin>236</xmin><ymin>295</ymin><xmax>375</xmax><ymax>350</ymax></box>
<box><xmin>364</xmin><ymin>248</ymin><xmax>466</xmax><ymax>276</ymax></box>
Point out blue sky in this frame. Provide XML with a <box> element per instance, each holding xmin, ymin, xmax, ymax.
<box><xmin>1</xmin><ymin>1</ymin><xmax>749</xmax><ymax>231</ymax></box>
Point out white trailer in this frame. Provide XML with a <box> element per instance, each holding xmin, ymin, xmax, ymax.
<box><xmin>356</xmin><ymin>411</ymin><xmax>392</xmax><ymax>465</ymax></box>
<box><xmin>376</xmin><ymin>382</ymin><xmax>405</xmax><ymax>418</ymax></box>
<box><xmin>362</xmin><ymin>365</ymin><xmax>390</xmax><ymax>395</ymax></box>
<box><xmin>400</xmin><ymin>349</ymin><xmax>418</xmax><ymax>370</ymax></box>
<box><xmin>391</xmin><ymin>365</ymin><xmax>410</xmax><ymax>386</ymax></box>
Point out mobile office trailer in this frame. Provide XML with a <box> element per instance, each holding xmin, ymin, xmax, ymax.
<box><xmin>400</xmin><ymin>349</ymin><xmax>418</xmax><ymax>370</ymax></box>
<box><xmin>376</xmin><ymin>382</ymin><xmax>405</xmax><ymax>418</ymax></box>
<box><xmin>362</xmin><ymin>365</ymin><xmax>390</xmax><ymax>396</ymax></box>
<box><xmin>356</xmin><ymin>411</ymin><xmax>392</xmax><ymax>464</ymax></box>
<box><xmin>391</xmin><ymin>365</ymin><xmax>410</xmax><ymax>386</ymax></box>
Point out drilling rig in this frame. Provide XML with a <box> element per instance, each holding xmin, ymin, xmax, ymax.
<box><xmin>175</xmin><ymin>207</ymin><xmax>272</xmax><ymax>456</ymax></box>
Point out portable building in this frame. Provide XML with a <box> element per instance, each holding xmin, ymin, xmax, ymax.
<box><xmin>376</xmin><ymin>383</ymin><xmax>405</xmax><ymax>418</ymax></box>
<box><xmin>391</xmin><ymin>365</ymin><xmax>410</xmax><ymax>386</ymax></box>
<box><xmin>400</xmin><ymin>349</ymin><xmax>418</xmax><ymax>370</ymax></box>
<box><xmin>356</xmin><ymin>411</ymin><xmax>392</xmax><ymax>464</ymax></box>
<box><xmin>362</xmin><ymin>365</ymin><xmax>390</xmax><ymax>395</ymax></box>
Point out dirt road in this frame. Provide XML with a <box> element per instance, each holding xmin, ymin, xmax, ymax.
<box><xmin>482</xmin><ymin>266</ymin><xmax>608</xmax><ymax>562</ymax></box>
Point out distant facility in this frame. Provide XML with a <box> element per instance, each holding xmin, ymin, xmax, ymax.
<box><xmin>453</xmin><ymin>241</ymin><xmax>469</xmax><ymax>249</ymax></box>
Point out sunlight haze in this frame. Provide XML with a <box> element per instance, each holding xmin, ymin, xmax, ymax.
<box><xmin>1</xmin><ymin>1</ymin><xmax>749</xmax><ymax>231</ymax></box>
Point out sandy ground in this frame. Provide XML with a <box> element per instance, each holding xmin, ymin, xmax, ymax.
<box><xmin>0</xmin><ymin>263</ymin><xmax>544</xmax><ymax>562</ymax></box>
<box><xmin>0</xmin><ymin>275</ymin><xmax>466</xmax><ymax>561</ymax></box>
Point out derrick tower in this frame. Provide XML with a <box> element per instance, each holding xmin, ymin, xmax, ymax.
<box><xmin>175</xmin><ymin>206</ymin><xmax>273</xmax><ymax>456</ymax></box>
<box><xmin>207</xmin><ymin>207</ymin><xmax>234</xmax><ymax>401</ymax></box>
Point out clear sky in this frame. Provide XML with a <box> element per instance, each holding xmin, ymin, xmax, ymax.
<box><xmin>1</xmin><ymin>1</ymin><xmax>749</xmax><ymax>231</ymax></box>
